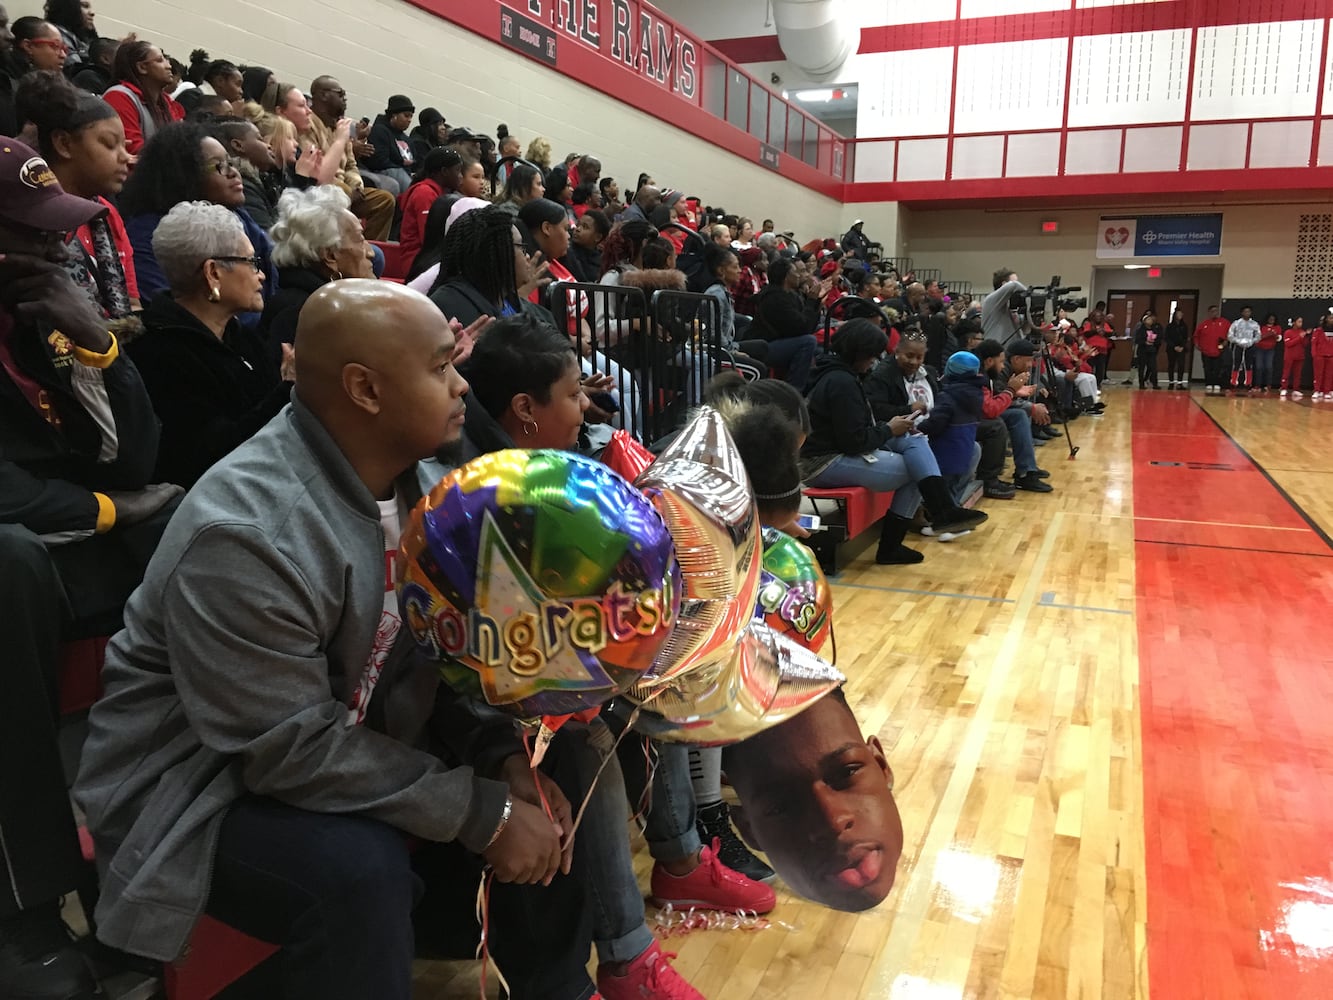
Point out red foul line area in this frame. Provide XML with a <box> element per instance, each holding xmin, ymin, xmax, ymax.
<box><xmin>1134</xmin><ymin>393</ymin><xmax>1333</xmax><ymax>1000</ymax></box>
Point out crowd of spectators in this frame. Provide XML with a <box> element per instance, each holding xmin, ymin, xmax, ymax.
<box><xmin>0</xmin><ymin>4</ymin><xmax>1119</xmax><ymax>998</ymax></box>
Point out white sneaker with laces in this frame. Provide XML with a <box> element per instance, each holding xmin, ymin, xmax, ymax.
<box><xmin>1293</xmin><ymin>391</ymin><xmax>1303</xmax><ymax>399</ymax></box>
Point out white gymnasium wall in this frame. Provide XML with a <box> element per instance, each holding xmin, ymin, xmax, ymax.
<box><xmin>91</xmin><ymin>0</ymin><xmax>843</xmax><ymax>238</ymax></box>
<box><xmin>903</xmin><ymin>202</ymin><xmax>1327</xmax><ymax>303</ymax></box>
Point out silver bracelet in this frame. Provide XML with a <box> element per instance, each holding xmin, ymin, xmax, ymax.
<box><xmin>486</xmin><ymin>795</ymin><xmax>513</xmax><ymax>849</ymax></box>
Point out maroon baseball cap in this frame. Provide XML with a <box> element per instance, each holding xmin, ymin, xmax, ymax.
<box><xmin>0</xmin><ymin>136</ymin><xmax>106</xmax><ymax>233</ymax></box>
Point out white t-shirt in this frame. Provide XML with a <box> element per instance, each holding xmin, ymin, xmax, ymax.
<box><xmin>905</xmin><ymin>371</ymin><xmax>935</xmax><ymax>413</ymax></box>
<box><xmin>347</xmin><ymin>494</ymin><xmax>408</xmax><ymax>726</ymax></box>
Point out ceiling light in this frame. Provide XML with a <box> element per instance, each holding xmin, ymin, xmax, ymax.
<box><xmin>1123</xmin><ymin>264</ymin><xmax>1148</xmax><ymax>270</ymax></box>
<box><xmin>794</xmin><ymin>88</ymin><xmax>835</xmax><ymax>102</ymax></box>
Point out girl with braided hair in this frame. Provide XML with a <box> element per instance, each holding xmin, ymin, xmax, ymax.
<box><xmin>427</xmin><ymin>203</ymin><xmax>549</xmax><ymax>328</ymax></box>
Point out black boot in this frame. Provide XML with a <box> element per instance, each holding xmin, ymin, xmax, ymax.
<box><xmin>876</xmin><ymin>513</ymin><xmax>925</xmax><ymax>564</ymax></box>
<box><xmin>917</xmin><ymin>476</ymin><xmax>988</xmax><ymax>534</ymax></box>
<box><xmin>695</xmin><ymin>801</ymin><xmax>775</xmax><ymax>882</ymax></box>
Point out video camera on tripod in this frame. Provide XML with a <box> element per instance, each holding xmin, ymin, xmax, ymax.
<box><xmin>1010</xmin><ymin>274</ymin><xmax>1088</xmax><ymax>327</ymax></box>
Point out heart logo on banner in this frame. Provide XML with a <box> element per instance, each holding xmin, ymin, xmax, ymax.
<box><xmin>1104</xmin><ymin>227</ymin><xmax>1130</xmax><ymax>248</ymax></box>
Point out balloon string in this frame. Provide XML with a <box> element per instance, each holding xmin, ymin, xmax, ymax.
<box><xmin>474</xmin><ymin>869</ymin><xmax>511</xmax><ymax>999</ymax></box>
<box><xmin>570</xmin><ymin>692</ymin><xmax>662</xmax><ymax>838</ymax></box>
<box><xmin>521</xmin><ymin>729</ymin><xmax>557</xmax><ymax>825</ymax></box>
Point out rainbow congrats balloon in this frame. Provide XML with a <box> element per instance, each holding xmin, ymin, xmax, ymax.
<box><xmin>755</xmin><ymin>527</ymin><xmax>832</xmax><ymax>653</ymax></box>
<box><xmin>397</xmin><ymin>450</ymin><xmax>682</xmax><ymax>721</ymax></box>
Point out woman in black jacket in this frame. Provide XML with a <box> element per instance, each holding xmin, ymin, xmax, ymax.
<box><xmin>748</xmin><ymin>256</ymin><xmax>822</xmax><ymax>389</ymax></box>
<box><xmin>1163</xmin><ymin>307</ymin><xmax>1191</xmax><ymax>388</ymax></box>
<box><xmin>1133</xmin><ymin>309</ymin><xmax>1163</xmax><ymax>389</ymax></box>
<box><xmin>128</xmin><ymin>201</ymin><xmax>293</xmax><ymax>487</ymax></box>
<box><xmin>802</xmin><ymin>320</ymin><xmax>985</xmax><ymax>564</ymax></box>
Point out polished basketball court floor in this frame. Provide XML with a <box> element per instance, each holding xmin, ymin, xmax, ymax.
<box><xmin>415</xmin><ymin>385</ymin><xmax>1333</xmax><ymax>1000</ymax></box>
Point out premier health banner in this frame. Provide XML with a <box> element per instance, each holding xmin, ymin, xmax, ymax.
<box><xmin>1097</xmin><ymin>213</ymin><xmax>1223</xmax><ymax>258</ymax></box>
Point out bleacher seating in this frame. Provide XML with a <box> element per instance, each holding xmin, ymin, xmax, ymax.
<box><xmin>802</xmin><ymin>486</ymin><xmax>895</xmax><ymax>574</ymax></box>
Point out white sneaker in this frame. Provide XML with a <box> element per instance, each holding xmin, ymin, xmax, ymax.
<box><xmin>1315</xmin><ymin>392</ymin><xmax>1324</xmax><ymax>400</ymax></box>
<box><xmin>1280</xmin><ymin>389</ymin><xmax>1288</xmax><ymax>396</ymax></box>
<box><xmin>1293</xmin><ymin>391</ymin><xmax>1303</xmax><ymax>399</ymax></box>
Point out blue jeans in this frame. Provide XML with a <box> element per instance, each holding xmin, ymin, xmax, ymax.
<box><xmin>806</xmin><ymin>433</ymin><xmax>940</xmax><ymax>518</ymax></box>
<box><xmin>552</xmin><ymin>719</ymin><xmax>659</xmax><ymax>966</ymax></box>
<box><xmin>766</xmin><ymin>335</ymin><xmax>820</xmax><ymax>391</ymax></box>
<box><xmin>1254</xmin><ymin>348</ymin><xmax>1275</xmax><ymax>388</ymax></box>
<box><xmin>999</xmin><ymin>408</ymin><xmax>1037</xmax><ymax>475</ymax></box>
<box><xmin>594</xmin><ymin>707</ymin><xmax>702</xmax><ymax>963</ymax></box>
<box><xmin>948</xmin><ymin>442</ymin><xmax>982</xmax><ymax>503</ymax></box>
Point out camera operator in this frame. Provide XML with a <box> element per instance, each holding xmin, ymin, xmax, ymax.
<box><xmin>983</xmin><ymin>267</ymin><xmax>1027</xmax><ymax>341</ymax></box>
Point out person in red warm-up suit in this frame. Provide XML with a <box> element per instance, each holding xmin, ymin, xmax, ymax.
<box><xmin>1194</xmin><ymin>304</ymin><xmax>1231</xmax><ymax>395</ymax></box>
<box><xmin>1312</xmin><ymin>314</ymin><xmax>1333</xmax><ymax>401</ymax></box>
<box><xmin>1280</xmin><ymin>317</ymin><xmax>1308</xmax><ymax>398</ymax></box>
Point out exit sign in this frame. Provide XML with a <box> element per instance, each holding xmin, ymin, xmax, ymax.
<box><xmin>1041</xmin><ymin>221</ymin><xmax>1059</xmax><ymax>234</ymax></box>
<box><xmin>1148</xmin><ymin>267</ymin><xmax>1162</xmax><ymax>278</ymax></box>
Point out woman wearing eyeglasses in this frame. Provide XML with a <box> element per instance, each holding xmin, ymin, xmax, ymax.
<box><xmin>1</xmin><ymin>17</ymin><xmax>65</xmax><ymax>132</ymax></box>
<box><xmin>120</xmin><ymin>121</ymin><xmax>276</xmax><ymax>318</ymax></box>
<box><xmin>126</xmin><ymin>201</ymin><xmax>292</xmax><ymax>487</ymax></box>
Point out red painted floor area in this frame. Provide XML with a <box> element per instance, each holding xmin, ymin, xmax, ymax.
<box><xmin>1134</xmin><ymin>394</ymin><xmax>1333</xmax><ymax>1000</ymax></box>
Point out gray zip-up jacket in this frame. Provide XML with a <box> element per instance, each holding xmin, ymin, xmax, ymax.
<box><xmin>982</xmin><ymin>279</ymin><xmax>1027</xmax><ymax>341</ymax></box>
<box><xmin>73</xmin><ymin>397</ymin><xmax>509</xmax><ymax>962</ymax></box>
<box><xmin>1227</xmin><ymin>317</ymin><xmax>1260</xmax><ymax>348</ymax></box>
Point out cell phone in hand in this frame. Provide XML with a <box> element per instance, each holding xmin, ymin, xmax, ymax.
<box><xmin>589</xmin><ymin>391</ymin><xmax>619</xmax><ymax>413</ymax></box>
<box><xmin>797</xmin><ymin>514</ymin><xmax>822</xmax><ymax>532</ymax></box>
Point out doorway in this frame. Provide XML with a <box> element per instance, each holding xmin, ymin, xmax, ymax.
<box><xmin>1107</xmin><ymin>288</ymin><xmax>1199</xmax><ymax>338</ymax></box>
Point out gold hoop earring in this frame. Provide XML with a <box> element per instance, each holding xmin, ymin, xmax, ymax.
<box><xmin>522</xmin><ymin>420</ymin><xmax>538</xmax><ymax>438</ymax></box>
<box><xmin>329</xmin><ymin>268</ymin><xmax>343</xmax><ymax>281</ymax></box>
<box><xmin>207</xmin><ymin>286</ymin><xmax>221</xmax><ymax>303</ymax></box>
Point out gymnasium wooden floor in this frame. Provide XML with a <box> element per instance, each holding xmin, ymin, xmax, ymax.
<box><xmin>414</xmin><ymin>383</ymin><xmax>1333</xmax><ymax>1000</ymax></box>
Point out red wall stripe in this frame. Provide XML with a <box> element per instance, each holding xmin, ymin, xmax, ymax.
<box><xmin>712</xmin><ymin>0</ymin><xmax>1328</xmax><ymax>62</ymax></box>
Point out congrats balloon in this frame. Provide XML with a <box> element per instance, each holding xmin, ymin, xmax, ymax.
<box><xmin>756</xmin><ymin>528</ymin><xmax>832</xmax><ymax>653</ymax></box>
<box><xmin>397</xmin><ymin>450</ymin><xmax>682</xmax><ymax>721</ymax></box>
<box><xmin>634</xmin><ymin>407</ymin><xmax>763</xmax><ymax>686</ymax></box>
<box><xmin>629</xmin><ymin>622</ymin><xmax>845</xmax><ymax>744</ymax></box>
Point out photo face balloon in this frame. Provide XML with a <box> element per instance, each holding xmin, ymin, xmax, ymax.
<box><xmin>398</xmin><ymin>450</ymin><xmax>682</xmax><ymax>721</ymax></box>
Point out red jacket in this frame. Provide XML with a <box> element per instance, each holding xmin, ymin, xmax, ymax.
<box><xmin>397</xmin><ymin>178</ymin><xmax>442</xmax><ymax>267</ymax></box>
<box><xmin>1283</xmin><ymin>326</ymin><xmax>1309</xmax><ymax>352</ymax></box>
<box><xmin>102</xmin><ymin>82</ymin><xmax>184</xmax><ymax>155</ymax></box>
<box><xmin>1258</xmin><ymin>324</ymin><xmax>1281</xmax><ymax>350</ymax></box>
<box><xmin>981</xmin><ymin>383</ymin><xmax>1015</xmax><ymax>419</ymax></box>
<box><xmin>1312</xmin><ymin>325</ymin><xmax>1333</xmax><ymax>359</ymax></box>
<box><xmin>1194</xmin><ymin>317</ymin><xmax>1230</xmax><ymax>357</ymax></box>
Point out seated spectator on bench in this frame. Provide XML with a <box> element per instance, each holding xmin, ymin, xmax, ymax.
<box><xmin>429</xmin><ymin>203</ymin><xmax>549</xmax><ymax>330</ymax></box>
<box><xmin>363</xmin><ymin>93</ymin><xmax>415</xmax><ymax>195</ymax></box>
<box><xmin>802</xmin><ymin>320</ymin><xmax>986</xmax><ymax>565</ymax></box>
<box><xmin>398</xmin><ymin>146</ymin><xmax>463</xmax><ymax>271</ymax></box>
<box><xmin>258</xmin><ymin>185</ymin><xmax>375</xmax><ymax>362</ymax></box>
<box><xmin>44</xmin><ymin>0</ymin><xmax>95</xmax><ymax>68</ymax></box>
<box><xmin>238</xmin><ymin>64</ymin><xmax>275</xmax><ymax>120</ymax></box>
<box><xmin>495</xmin><ymin>159</ymin><xmax>545</xmax><ymax>217</ymax></box>
<box><xmin>120</xmin><ymin>122</ymin><xmax>276</xmax><ymax>316</ymax></box>
<box><xmin>213</xmin><ymin>115</ymin><xmax>300</xmax><ymax>230</ymax></box>
<box><xmin>702</xmin><ymin>243</ymin><xmax>767</xmax><ymax>381</ymax></box>
<box><xmin>1004</xmin><ymin>338</ymin><xmax>1063</xmax><ymax>443</ymax></box>
<box><xmin>179</xmin><ymin>51</ymin><xmax>243</xmax><ymax>115</ymax></box>
<box><xmin>103</xmin><ymin>40</ymin><xmax>183</xmax><ymax>156</ymax></box>
<box><xmin>0</xmin><ymin>137</ymin><xmax>181</xmax><ymax>1000</ymax></box>
<box><xmin>748</xmin><ymin>256</ymin><xmax>822</xmax><ymax>391</ymax></box>
<box><xmin>303</xmin><ymin>75</ymin><xmax>395</xmax><ymax>240</ymax></box>
<box><xmin>866</xmin><ymin>332</ymin><xmax>994</xmax><ymax>502</ymax></box>
<box><xmin>405</xmin><ymin>196</ymin><xmax>488</xmax><ymax>291</ymax></box>
<box><xmin>411</xmin><ymin>106</ymin><xmax>449</xmax><ymax>162</ymax></box>
<box><xmin>973</xmin><ymin>339</ymin><xmax>1053</xmax><ymax>494</ymax></box>
<box><xmin>20</xmin><ymin>71</ymin><xmax>141</xmax><ymax>335</ymax></box>
<box><xmin>566</xmin><ymin>207</ymin><xmax>610</xmax><ymax>284</ymax></box>
<box><xmin>75</xmin><ymin>281</ymin><xmax>602</xmax><ymax>1000</ymax></box>
<box><xmin>69</xmin><ymin>35</ymin><xmax>118</xmax><ymax>95</ymax></box>
<box><xmin>130</xmin><ymin>202</ymin><xmax>294</xmax><ymax>487</ymax></box>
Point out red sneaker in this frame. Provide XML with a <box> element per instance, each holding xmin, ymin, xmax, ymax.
<box><xmin>596</xmin><ymin>942</ymin><xmax>704</xmax><ymax>1000</ymax></box>
<box><xmin>649</xmin><ymin>838</ymin><xmax>777</xmax><ymax>914</ymax></box>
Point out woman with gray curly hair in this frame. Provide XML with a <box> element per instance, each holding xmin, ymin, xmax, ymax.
<box><xmin>127</xmin><ymin>201</ymin><xmax>294</xmax><ymax>487</ymax></box>
<box><xmin>258</xmin><ymin>184</ymin><xmax>376</xmax><ymax>360</ymax></box>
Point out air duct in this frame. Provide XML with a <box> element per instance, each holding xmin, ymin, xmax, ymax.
<box><xmin>770</xmin><ymin>0</ymin><xmax>856</xmax><ymax>80</ymax></box>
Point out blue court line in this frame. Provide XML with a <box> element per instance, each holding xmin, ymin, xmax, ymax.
<box><xmin>830</xmin><ymin>580</ymin><xmax>1133</xmax><ymax>616</ymax></box>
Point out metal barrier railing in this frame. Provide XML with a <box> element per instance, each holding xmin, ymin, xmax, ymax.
<box><xmin>546</xmin><ymin>280</ymin><xmax>724</xmax><ymax>447</ymax></box>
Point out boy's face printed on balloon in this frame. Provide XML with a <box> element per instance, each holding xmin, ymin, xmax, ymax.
<box><xmin>724</xmin><ymin>693</ymin><xmax>903</xmax><ymax>912</ymax></box>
